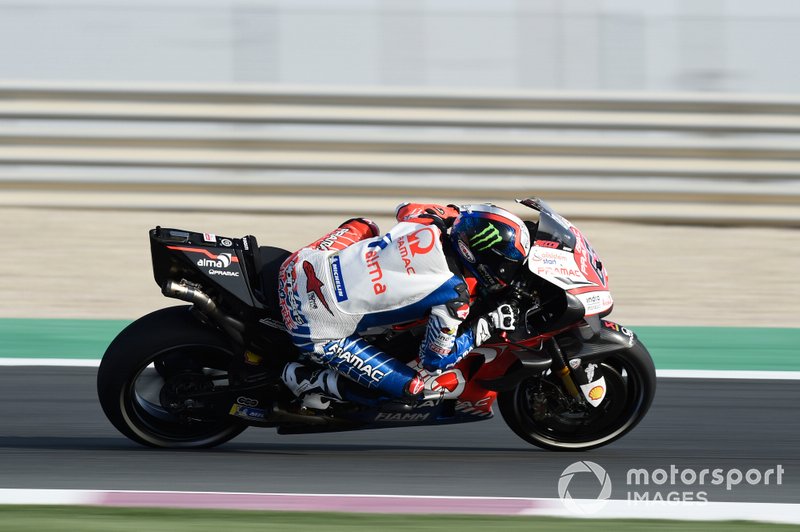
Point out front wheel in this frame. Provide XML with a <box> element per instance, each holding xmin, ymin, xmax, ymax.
<box><xmin>498</xmin><ymin>337</ymin><xmax>656</xmax><ymax>451</ymax></box>
<box><xmin>97</xmin><ymin>306</ymin><xmax>247</xmax><ymax>448</ymax></box>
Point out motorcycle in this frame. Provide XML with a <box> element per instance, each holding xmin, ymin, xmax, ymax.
<box><xmin>97</xmin><ymin>197</ymin><xmax>655</xmax><ymax>451</ymax></box>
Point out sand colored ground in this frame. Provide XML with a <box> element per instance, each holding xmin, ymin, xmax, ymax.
<box><xmin>1</xmin><ymin>206</ymin><xmax>798</xmax><ymax>327</ymax></box>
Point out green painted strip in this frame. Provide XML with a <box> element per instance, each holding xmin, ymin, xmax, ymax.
<box><xmin>0</xmin><ymin>319</ymin><xmax>798</xmax><ymax>371</ymax></box>
<box><xmin>634</xmin><ymin>326</ymin><xmax>800</xmax><ymax>371</ymax></box>
<box><xmin>0</xmin><ymin>319</ymin><xmax>130</xmax><ymax>360</ymax></box>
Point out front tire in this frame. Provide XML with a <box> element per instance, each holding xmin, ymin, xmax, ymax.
<box><xmin>498</xmin><ymin>338</ymin><xmax>656</xmax><ymax>451</ymax></box>
<box><xmin>97</xmin><ymin>306</ymin><xmax>247</xmax><ymax>448</ymax></box>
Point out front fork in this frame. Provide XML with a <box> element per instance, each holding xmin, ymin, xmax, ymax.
<box><xmin>545</xmin><ymin>338</ymin><xmax>582</xmax><ymax>399</ymax></box>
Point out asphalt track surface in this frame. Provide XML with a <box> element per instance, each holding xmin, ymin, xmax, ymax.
<box><xmin>1</xmin><ymin>367</ymin><xmax>797</xmax><ymax>505</ymax></box>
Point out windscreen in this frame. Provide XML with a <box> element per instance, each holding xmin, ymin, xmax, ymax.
<box><xmin>533</xmin><ymin>211</ymin><xmax>577</xmax><ymax>252</ymax></box>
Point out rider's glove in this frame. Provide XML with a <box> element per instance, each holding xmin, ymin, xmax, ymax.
<box><xmin>471</xmin><ymin>303</ymin><xmax>518</xmax><ymax>346</ymax></box>
<box><xmin>489</xmin><ymin>303</ymin><xmax>518</xmax><ymax>330</ymax></box>
<box><xmin>418</xmin><ymin>206</ymin><xmax>460</xmax><ymax>231</ymax></box>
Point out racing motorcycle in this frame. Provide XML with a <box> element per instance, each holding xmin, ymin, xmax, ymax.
<box><xmin>97</xmin><ymin>198</ymin><xmax>655</xmax><ymax>451</ymax></box>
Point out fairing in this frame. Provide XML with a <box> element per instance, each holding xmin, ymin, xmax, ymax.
<box><xmin>517</xmin><ymin>198</ymin><xmax>613</xmax><ymax>317</ymax></box>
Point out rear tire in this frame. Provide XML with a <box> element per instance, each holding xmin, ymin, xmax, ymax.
<box><xmin>498</xmin><ymin>338</ymin><xmax>656</xmax><ymax>451</ymax></box>
<box><xmin>97</xmin><ymin>306</ymin><xmax>247</xmax><ymax>448</ymax></box>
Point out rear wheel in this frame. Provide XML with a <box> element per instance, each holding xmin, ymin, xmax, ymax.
<box><xmin>498</xmin><ymin>338</ymin><xmax>656</xmax><ymax>451</ymax></box>
<box><xmin>97</xmin><ymin>306</ymin><xmax>247</xmax><ymax>448</ymax></box>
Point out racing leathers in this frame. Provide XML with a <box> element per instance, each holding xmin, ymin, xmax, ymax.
<box><xmin>277</xmin><ymin>203</ymin><xmax>516</xmax><ymax>408</ymax></box>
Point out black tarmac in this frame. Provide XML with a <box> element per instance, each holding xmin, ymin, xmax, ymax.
<box><xmin>1</xmin><ymin>367</ymin><xmax>796</xmax><ymax>504</ymax></box>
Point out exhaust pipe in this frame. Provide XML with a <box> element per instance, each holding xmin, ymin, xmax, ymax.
<box><xmin>162</xmin><ymin>280</ymin><xmax>245</xmax><ymax>343</ymax></box>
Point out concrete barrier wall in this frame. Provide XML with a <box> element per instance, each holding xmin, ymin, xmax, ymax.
<box><xmin>2</xmin><ymin>83</ymin><xmax>799</xmax><ymax>226</ymax></box>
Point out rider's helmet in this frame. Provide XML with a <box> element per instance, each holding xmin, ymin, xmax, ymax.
<box><xmin>450</xmin><ymin>204</ymin><xmax>531</xmax><ymax>291</ymax></box>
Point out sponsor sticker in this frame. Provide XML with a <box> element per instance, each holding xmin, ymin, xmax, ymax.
<box><xmin>474</xmin><ymin>318</ymin><xmax>492</xmax><ymax>345</ymax></box>
<box><xmin>408</xmin><ymin>376</ymin><xmax>425</xmax><ymax>396</ymax></box>
<box><xmin>536</xmin><ymin>266</ymin><xmax>583</xmax><ymax>278</ymax></box>
<box><xmin>203</xmin><ymin>233</ymin><xmax>216</xmax><ymax>243</ymax></box>
<box><xmin>197</xmin><ymin>252</ymin><xmax>234</xmax><ymax>268</ymax></box>
<box><xmin>431</xmin><ymin>371</ymin><xmax>461</xmax><ymax>393</ymax></box>
<box><xmin>316</xmin><ymin>227</ymin><xmax>351</xmax><ymax>251</ymax></box>
<box><xmin>531</xmin><ymin>248</ymin><xmax>569</xmax><ymax>263</ymax></box>
<box><xmin>236</xmin><ymin>396</ymin><xmax>259</xmax><ymax>407</ymax></box>
<box><xmin>328</xmin><ymin>343</ymin><xmax>387</xmax><ymax>383</ymax></box>
<box><xmin>208</xmin><ymin>269</ymin><xmax>240</xmax><ymax>277</ymax></box>
<box><xmin>407</xmin><ymin>227</ymin><xmax>436</xmax><ymax>256</ymax></box>
<box><xmin>229</xmin><ymin>404</ymin><xmax>267</xmax><ymax>420</ymax></box>
<box><xmin>457</xmin><ymin>239</ymin><xmax>476</xmax><ymax>263</ymax></box>
<box><xmin>426</xmin><ymin>369</ymin><xmax>466</xmax><ymax>399</ymax></box>
<box><xmin>585</xmin><ymin>363</ymin><xmax>597</xmax><ymax>382</ymax></box>
<box><xmin>571</xmin><ymin>227</ymin><xmax>606</xmax><ymax>287</ymax></box>
<box><xmin>603</xmin><ymin>321</ymin><xmax>634</xmax><ymax>343</ymax></box>
<box><xmin>580</xmin><ymin>376</ymin><xmax>607</xmax><ymax>407</ymax></box>
<box><xmin>303</xmin><ymin>261</ymin><xmax>333</xmax><ymax>315</ymax></box>
<box><xmin>278</xmin><ymin>256</ymin><xmax>307</xmax><ymax>329</ymax></box>
<box><xmin>397</xmin><ymin>229</ymin><xmax>434</xmax><ymax>275</ymax></box>
<box><xmin>581</xmin><ymin>292</ymin><xmax>610</xmax><ymax>314</ymax></box>
<box><xmin>364</xmin><ymin>249</ymin><xmax>386</xmax><ymax>295</ymax></box>
<box><xmin>374</xmin><ymin>412</ymin><xmax>430</xmax><ymax>422</ymax></box>
<box><xmin>330</xmin><ymin>255</ymin><xmax>348</xmax><ymax>302</ymax></box>
<box><xmin>220</xmin><ymin>238</ymin><xmax>233</xmax><ymax>247</ymax></box>
<box><xmin>165</xmin><ymin>246</ymin><xmax>242</xmax><ymax>278</ymax></box>
<box><xmin>470</xmin><ymin>223</ymin><xmax>502</xmax><ymax>251</ymax></box>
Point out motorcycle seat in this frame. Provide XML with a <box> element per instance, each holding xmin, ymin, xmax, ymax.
<box><xmin>257</xmin><ymin>244</ymin><xmax>291</xmax><ymax>315</ymax></box>
<box><xmin>240</xmin><ymin>234</ymin><xmax>290</xmax><ymax>313</ymax></box>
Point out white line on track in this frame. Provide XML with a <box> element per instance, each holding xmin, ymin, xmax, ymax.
<box><xmin>656</xmin><ymin>369</ymin><xmax>800</xmax><ymax>380</ymax></box>
<box><xmin>521</xmin><ymin>498</ymin><xmax>800</xmax><ymax>524</ymax></box>
<box><xmin>0</xmin><ymin>489</ymin><xmax>798</xmax><ymax>524</ymax></box>
<box><xmin>3</xmin><ymin>358</ymin><xmax>800</xmax><ymax>380</ymax></box>
<box><xmin>0</xmin><ymin>358</ymin><xmax>101</xmax><ymax>367</ymax></box>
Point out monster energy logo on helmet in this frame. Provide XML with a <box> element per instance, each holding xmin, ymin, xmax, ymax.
<box><xmin>470</xmin><ymin>223</ymin><xmax>503</xmax><ymax>251</ymax></box>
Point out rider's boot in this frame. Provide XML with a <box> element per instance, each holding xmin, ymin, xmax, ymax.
<box><xmin>280</xmin><ymin>362</ymin><xmax>342</xmax><ymax>410</ymax></box>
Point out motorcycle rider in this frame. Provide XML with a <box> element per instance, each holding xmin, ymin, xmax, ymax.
<box><xmin>278</xmin><ymin>202</ymin><xmax>531</xmax><ymax>409</ymax></box>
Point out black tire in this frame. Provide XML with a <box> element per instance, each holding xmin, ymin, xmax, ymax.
<box><xmin>97</xmin><ymin>305</ymin><xmax>247</xmax><ymax>448</ymax></box>
<box><xmin>498</xmin><ymin>338</ymin><xmax>656</xmax><ymax>451</ymax></box>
